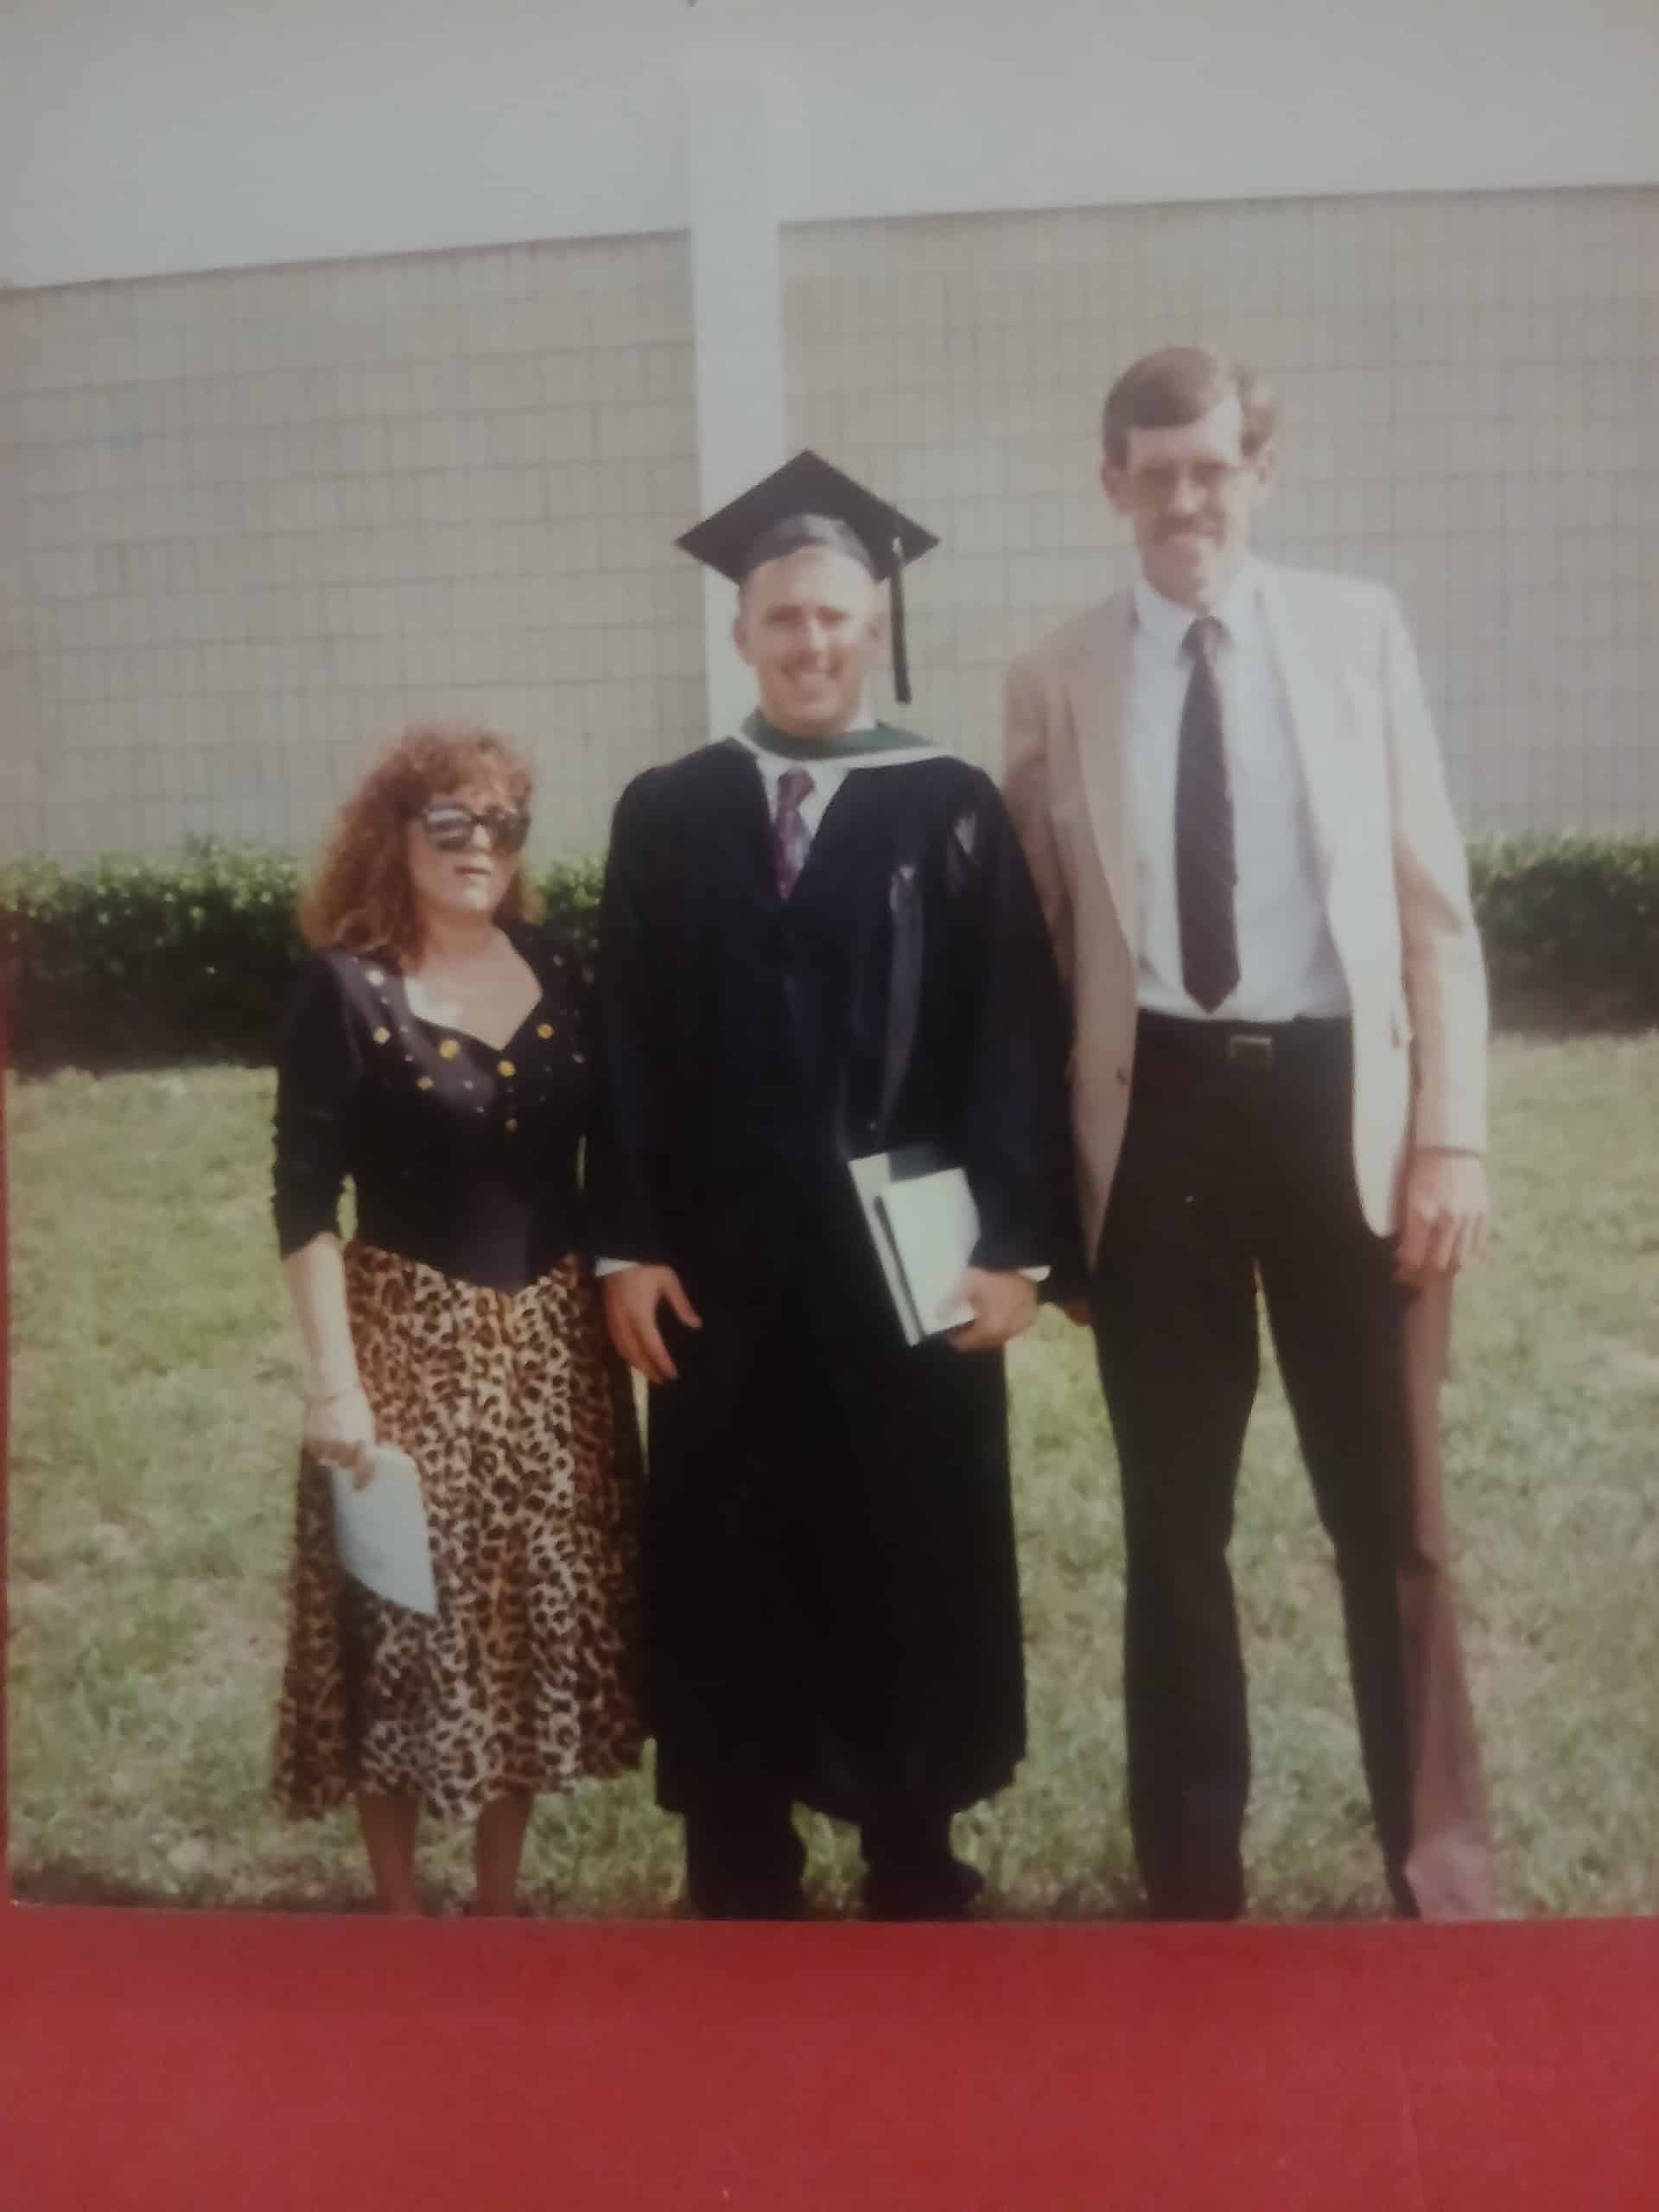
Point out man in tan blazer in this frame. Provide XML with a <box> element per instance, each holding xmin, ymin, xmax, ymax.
<box><xmin>1003</xmin><ymin>346</ymin><xmax>1493</xmax><ymax>1921</ymax></box>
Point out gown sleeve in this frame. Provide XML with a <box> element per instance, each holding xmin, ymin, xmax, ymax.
<box><xmin>272</xmin><ymin>951</ymin><xmax>364</xmax><ymax>1257</ymax></box>
<box><xmin>586</xmin><ymin>774</ymin><xmax>673</xmax><ymax>1267</ymax></box>
<box><xmin>948</xmin><ymin>776</ymin><xmax>1086</xmax><ymax>1298</ymax></box>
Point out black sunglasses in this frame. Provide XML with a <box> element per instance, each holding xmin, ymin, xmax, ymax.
<box><xmin>411</xmin><ymin>801</ymin><xmax>531</xmax><ymax>855</ymax></box>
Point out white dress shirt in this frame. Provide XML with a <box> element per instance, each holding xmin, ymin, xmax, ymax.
<box><xmin>1128</xmin><ymin>560</ymin><xmax>1350</xmax><ymax>1022</ymax></box>
<box><xmin>728</xmin><ymin>721</ymin><xmax>937</xmax><ymax>834</ymax></box>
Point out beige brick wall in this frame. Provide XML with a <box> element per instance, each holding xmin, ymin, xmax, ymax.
<box><xmin>0</xmin><ymin>233</ymin><xmax>702</xmax><ymax>865</ymax></box>
<box><xmin>4</xmin><ymin>189</ymin><xmax>1653</xmax><ymax>867</ymax></box>
<box><xmin>785</xmin><ymin>188</ymin><xmax>1659</xmax><ymax>835</ymax></box>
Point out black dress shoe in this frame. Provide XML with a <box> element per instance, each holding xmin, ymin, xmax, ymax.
<box><xmin>682</xmin><ymin>1796</ymin><xmax>808</xmax><ymax>1920</ymax></box>
<box><xmin>685</xmin><ymin>1875</ymin><xmax>809</xmax><ymax>1923</ymax></box>
<box><xmin>862</xmin><ymin>1854</ymin><xmax>985</xmax><ymax>1923</ymax></box>
<box><xmin>1143</xmin><ymin>1886</ymin><xmax>1243</xmax><ymax>1923</ymax></box>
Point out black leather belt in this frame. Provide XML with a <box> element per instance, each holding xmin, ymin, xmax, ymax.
<box><xmin>1135</xmin><ymin>1008</ymin><xmax>1351</xmax><ymax>1074</ymax></box>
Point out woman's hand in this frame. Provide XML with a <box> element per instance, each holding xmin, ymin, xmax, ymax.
<box><xmin>303</xmin><ymin>1384</ymin><xmax>378</xmax><ymax>1487</ymax></box>
<box><xmin>284</xmin><ymin>1236</ymin><xmax>375</xmax><ymax>1481</ymax></box>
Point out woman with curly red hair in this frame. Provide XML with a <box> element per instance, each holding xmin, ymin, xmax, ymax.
<box><xmin>271</xmin><ymin>726</ymin><xmax>641</xmax><ymax>1914</ymax></box>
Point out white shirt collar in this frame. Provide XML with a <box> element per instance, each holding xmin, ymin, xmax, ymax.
<box><xmin>726</xmin><ymin>723</ymin><xmax>938</xmax><ymax>772</ymax></box>
<box><xmin>1132</xmin><ymin>556</ymin><xmax>1264</xmax><ymax>659</ymax></box>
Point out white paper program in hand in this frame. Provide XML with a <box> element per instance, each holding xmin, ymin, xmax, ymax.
<box><xmin>876</xmin><ymin>1166</ymin><xmax>980</xmax><ymax>1339</ymax></box>
<box><xmin>328</xmin><ymin>1445</ymin><xmax>439</xmax><ymax>1617</ymax></box>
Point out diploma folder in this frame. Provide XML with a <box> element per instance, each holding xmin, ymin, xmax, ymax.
<box><xmin>327</xmin><ymin>1445</ymin><xmax>439</xmax><ymax>1617</ymax></box>
<box><xmin>849</xmin><ymin>1144</ymin><xmax>980</xmax><ymax>1346</ymax></box>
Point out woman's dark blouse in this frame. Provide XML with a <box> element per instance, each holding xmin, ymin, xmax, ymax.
<box><xmin>272</xmin><ymin>925</ymin><xmax>594</xmax><ymax>1294</ymax></box>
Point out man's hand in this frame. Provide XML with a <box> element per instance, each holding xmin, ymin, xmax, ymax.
<box><xmin>946</xmin><ymin>1268</ymin><xmax>1040</xmax><ymax>1352</ymax></box>
<box><xmin>603</xmin><ymin>1263</ymin><xmax>702</xmax><ymax>1383</ymax></box>
<box><xmin>1395</xmin><ymin>1149</ymin><xmax>1491</xmax><ymax>1285</ymax></box>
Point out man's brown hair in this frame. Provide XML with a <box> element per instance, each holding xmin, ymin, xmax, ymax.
<box><xmin>1102</xmin><ymin>346</ymin><xmax>1278</xmax><ymax>467</ymax></box>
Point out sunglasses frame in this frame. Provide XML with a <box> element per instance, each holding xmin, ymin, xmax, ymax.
<box><xmin>410</xmin><ymin>799</ymin><xmax>531</xmax><ymax>855</ymax></box>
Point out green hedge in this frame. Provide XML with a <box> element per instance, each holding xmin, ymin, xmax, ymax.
<box><xmin>1467</xmin><ymin>835</ymin><xmax>1659</xmax><ymax>1028</ymax></box>
<box><xmin>0</xmin><ymin>842</ymin><xmax>604</xmax><ymax>1071</ymax></box>
<box><xmin>1</xmin><ymin>834</ymin><xmax>1654</xmax><ymax>1071</ymax></box>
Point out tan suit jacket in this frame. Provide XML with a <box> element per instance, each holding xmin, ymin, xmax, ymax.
<box><xmin>1003</xmin><ymin>563</ymin><xmax>1489</xmax><ymax>1264</ymax></box>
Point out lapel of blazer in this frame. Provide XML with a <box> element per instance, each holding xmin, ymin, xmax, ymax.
<box><xmin>1067</xmin><ymin>591</ymin><xmax>1138</xmax><ymax>948</ymax></box>
<box><xmin>1255</xmin><ymin>563</ymin><xmax>1348</xmax><ymax>889</ymax></box>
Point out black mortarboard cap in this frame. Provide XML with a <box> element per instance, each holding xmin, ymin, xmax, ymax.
<box><xmin>675</xmin><ymin>449</ymin><xmax>938</xmax><ymax>705</ymax></box>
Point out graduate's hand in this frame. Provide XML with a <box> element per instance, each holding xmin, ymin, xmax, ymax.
<box><xmin>946</xmin><ymin>1268</ymin><xmax>1039</xmax><ymax>1352</ymax></box>
<box><xmin>1059</xmin><ymin>1295</ymin><xmax>1092</xmax><ymax>1328</ymax></box>
<box><xmin>1395</xmin><ymin>1150</ymin><xmax>1491</xmax><ymax>1285</ymax></box>
<box><xmin>603</xmin><ymin>1264</ymin><xmax>702</xmax><ymax>1384</ymax></box>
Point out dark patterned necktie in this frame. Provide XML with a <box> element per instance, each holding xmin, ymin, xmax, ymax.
<box><xmin>771</xmin><ymin>766</ymin><xmax>815</xmax><ymax>899</ymax></box>
<box><xmin>1175</xmin><ymin>614</ymin><xmax>1240</xmax><ymax>1014</ymax></box>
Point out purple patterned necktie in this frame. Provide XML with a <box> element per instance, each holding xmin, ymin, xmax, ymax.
<box><xmin>771</xmin><ymin>766</ymin><xmax>815</xmax><ymax>899</ymax></box>
<box><xmin>1175</xmin><ymin>614</ymin><xmax>1240</xmax><ymax>1014</ymax></box>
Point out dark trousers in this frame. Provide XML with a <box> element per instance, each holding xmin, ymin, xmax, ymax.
<box><xmin>1091</xmin><ymin>1011</ymin><xmax>1492</xmax><ymax>1921</ymax></box>
<box><xmin>681</xmin><ymin>1789</ymin><xmax>977</xmax><ymax>1922</ymax></box>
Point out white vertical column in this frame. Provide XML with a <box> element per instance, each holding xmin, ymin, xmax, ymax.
<box><xmin>677</xmin><ymin>59</ymin><xmax>788</xmax><ymax>739</ymax></box>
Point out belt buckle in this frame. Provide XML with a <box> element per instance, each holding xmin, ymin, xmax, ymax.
<box><xmin>1226</xmin><ymin>1032</ymin><xmax>1274</xmax><ymax>1071</ymax></box>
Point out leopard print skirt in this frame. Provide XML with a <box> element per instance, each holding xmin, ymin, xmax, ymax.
<box><xmin>273</xmin><ymin>1243</ymin><xmax>643</xmax><ymax>1822</ymax></box>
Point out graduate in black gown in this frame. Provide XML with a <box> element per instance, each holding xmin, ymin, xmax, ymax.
<box><xmin>589</xmin><ymin>453</ymin><xmax>1079</xmax><ymax>1919</ymax></box>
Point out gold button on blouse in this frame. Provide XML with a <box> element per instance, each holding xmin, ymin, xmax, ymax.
<box><xmin>372</xmin><ymin>1026</ymin><xmax>391</xmax><ymax>1045</ymax></box>
<box><xmin>365</xmin><ymin>968</ymin><xmax>385</xmax><ymax>988</ymax></box>
<box><xmin>438</xmin><ymin>1039</ymin><xmax>461</xmax><ymax>1059</ymax></box>
<box><xmin>416</xmin><ymin>1076</ymin><xmax>434</xmax><ymax>1090</ymax></box>
<box><xmin>536</xmin><ymin>1023</ymin><xmax>554</xmax><ymax>1039</ymax></box>
<box><xmin>497</xmin><ymin>1058</ymin><xmax>516</xmax><ymax>1078</ymax></box>
<box><xmin>505</xmin><ymin>1117</ymin><xmax>518</xmax><ymax>1133</ymax></box>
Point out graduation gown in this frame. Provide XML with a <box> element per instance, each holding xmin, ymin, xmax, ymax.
<box><xmin>588</xmin><ymin>732</ymin><xmax>1078</xmax><ymax>1821</ymax></box>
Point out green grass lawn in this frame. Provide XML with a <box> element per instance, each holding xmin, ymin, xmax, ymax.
<box><xmin>7</xmin><ymin>1036</ymin><xmax>1659</xmax><ymax>1918</ymax></box>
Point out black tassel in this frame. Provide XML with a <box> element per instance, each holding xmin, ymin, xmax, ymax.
<box><xmin>889</xmin><ymin>534</ymin><xmax>912</xmax><ymax>706</ymax></box>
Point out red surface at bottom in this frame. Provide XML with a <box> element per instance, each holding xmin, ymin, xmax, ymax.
<box><xmin>3</xmin><ymin>1907</ymin><xmax>1657</xmax><ymax>2209</ymax></box>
